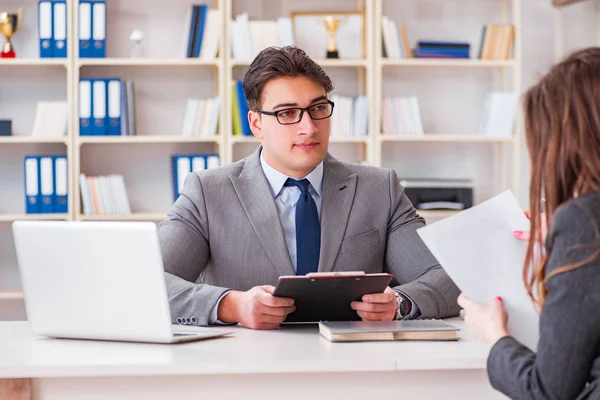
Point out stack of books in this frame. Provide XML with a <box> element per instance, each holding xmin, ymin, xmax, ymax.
<box><xmin>478</xmin><ymin>25</ymin><xmax>515</xmax><ymax>60</ymax></box>
<box><xmin>230</xmin><ymin>13</ymin><xmax>294</xmax><ymax>60</ymax></box>
<box><xmin>414</xmin><ymin>41</ymin><xmax>470</xmax><ymax>59</ymax></box>
<box><xmin>480</xmin><ymin>92</ymin><xmax>518</xmax><ymax>138</ymax></box>
<box><xmin>180</xmin><ymin>97</ymin><xmax>221</xmax><ymax>137</ymax></box>
<box><xmin>231</xmin><ymin>80</ymin><xmax>251</xmax><ymax>136</ymax></box>
<box><xmin>381</xmin><ymin>17</ymin><xmax>411</xmax><ymax>58</ymax></box>
<box><xmin>182</xmin><ymin>3</ymin><xmax>222</xmax><ymax>59</ymax></box>
<box><xmin>319</xmin><ymin>320</ymin><xmax>459</xmax><ymax>342</ymax></box>
<box><xmin>330</xmin><ymin>95</ymin><xmax>369</xmax><ymax>138</ymax></box>
<box><xmin>79</xmin><ymin>174</ymin><xmax>131</xmax><ymax>216</ymax></box>
<box><xmin>31</xmin><ymin>102</ymin><xmax>69</xmax><ymax>138</ymax></box>
<box><xmin>381</xmin><ymin>96</ymin><xmax>424</xmax><ymax>135</ymax></box>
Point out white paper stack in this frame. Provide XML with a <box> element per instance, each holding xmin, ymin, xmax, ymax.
<box><xmin>481</xmin><ymin>92</ymin><xmax>518</xmax><ymax>138</ymax></box>
<box><xmin>381</xmin><ymin>96</ymin><xmax>424</xmax><ymax>135</ymax></box>
<box><xmin>180</xmin><ymin>97</ymin><xmax>221</xmax><ymax>137</ymax></box>
<box><xmin>417</xmin><ymin>190</ymin><xmax>539</xmax><ymax>351</ymax></box>
<box><xmin>31</xmin><ymin>102</ymin><xmax>69</xmax><ymax>137</ymax></box>
<box><xmin>330</xmin><ymin>95</ymin><xmax>368</xmax><ymax>137</ymax></box>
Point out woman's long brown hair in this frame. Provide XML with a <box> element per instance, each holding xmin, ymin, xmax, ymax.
<box><xmin>523</xmin><ymin>47</ymin><xmax>600</xmax><ymax>308</ymax></box>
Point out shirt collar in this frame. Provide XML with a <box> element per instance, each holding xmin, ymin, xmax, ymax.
<box><xmin>260</xmin><ymin>150</ymin><xmax>323</xmax><ymax>198</ymax></box>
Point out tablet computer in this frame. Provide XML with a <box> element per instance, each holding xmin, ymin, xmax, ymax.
<box><xmin>273</xmin><ymin>272</ymin><xmax>394</xmax><ymax>323</ymax></box>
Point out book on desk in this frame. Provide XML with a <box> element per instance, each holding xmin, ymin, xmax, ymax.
<box><xmin>319</xmin><ymin>319</ymin><xmax>459</xmax><ymax>342</ymax></box>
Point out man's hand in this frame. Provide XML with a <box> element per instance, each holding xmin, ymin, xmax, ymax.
<box><xmin>217</xmin><ymin>285</ymin><xmax>295</xmax><ymax>330</ymax></box>
<box><xmin>351</xmin><ymin>287</ymin><xmax>398</xmax><ymax>321</ymax></box>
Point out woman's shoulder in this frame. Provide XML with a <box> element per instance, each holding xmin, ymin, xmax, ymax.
<box><xmin>552</xmin><ymin>191</ymin><xmax>600</xmax><ymax>234</ymax></box>
<box><xmin>546</xmin><ymin>192</ymin><xmax>600</xmax><ymax>276</ymax></box>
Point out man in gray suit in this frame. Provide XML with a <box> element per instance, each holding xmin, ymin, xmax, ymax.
<box><xmin>159</xmin><ymin>46</ymin><xmax>460</xmax><ymax>330</ymax></box>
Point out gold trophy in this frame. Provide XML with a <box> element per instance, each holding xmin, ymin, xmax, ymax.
<box><xmin>324</xmin><ymin>16</ymin><xmax>341</xmax><ymax>59</ymax></box>
<box><xmin>0</xmin><ymin>8</ymin><xmax>24</xmax><ymax>58</ymax></box>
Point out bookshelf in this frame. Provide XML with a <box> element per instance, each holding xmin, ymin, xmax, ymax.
<box><xmin>0</xmin><ymin>0</ymin><xmax>522</xmax><ymax>318</ymax></box>
<box><xmin>374</xmin><ymin>0</ymin><xmax>522</xmax><ymax>205</ymax></box>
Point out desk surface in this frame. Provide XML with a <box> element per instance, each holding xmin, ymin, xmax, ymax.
<box><xmin>0</xmin><ymin>318</ymin><xmax>493</xmax><ymax>379</ymax></box>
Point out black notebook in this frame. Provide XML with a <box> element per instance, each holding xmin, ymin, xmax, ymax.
<box><xmin>273</xmin><ymin>272</ymin><xmax>393</xmax><ymax>323</ymax></box>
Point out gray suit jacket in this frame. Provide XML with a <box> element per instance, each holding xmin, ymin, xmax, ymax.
<box><xmin>158</xmin><ymin>147</ymin><xmax>461</xmax><ymax>326</ymax></box>
<box><xmin>487</xmin><ymin>192</ymin><xmax>600</xmax><ymax>400</ymax></box>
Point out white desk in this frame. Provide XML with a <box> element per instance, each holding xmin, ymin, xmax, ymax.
<box><xmin>0</xmin><ymin>318</ymin><xmax>507</xmax><ymax>400</ymax></box>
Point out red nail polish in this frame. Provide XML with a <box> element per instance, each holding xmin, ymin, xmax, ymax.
<box><xmin>496</xmin><ymin>296</ymin><xmax>503</xmax><ymax>302</ymax></box>
<box><xmin>514</xmin><ymin>231</ymin><xmax>522</xmax><ymax>237</ymax></box>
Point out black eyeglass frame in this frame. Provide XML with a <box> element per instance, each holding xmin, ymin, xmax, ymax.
<box><xmin>254</xmin><ymin>99</ymin><xmax>335</xmax><ymax>125</ymax></box>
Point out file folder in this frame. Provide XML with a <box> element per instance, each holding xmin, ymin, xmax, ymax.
<box><xmin>40</xmin><ymin>156</ymin><xmax>54</xmax><ymax>214</ymax></box>
<box><xmin>191</xmin><ymin>156</ymin><xmax>206</xmax><ymax>172</ymax></box>
<box><xmin>206</xmin><ymin>155</ymin><xmax>220</xmax><ymax>169</ymax></box>
<box><xmin>78</xmin><ymin>1</ymin><xmax>92</xmax><ymax>58</ymax></box>
<box><xmin>92</xmin><ymin>0</ymin><xmax>106</xmax><ymax>58</ymax></box>
<box><xmin>193</xmin><ymin>4</ymin><xmax>208</xmax><ymax>57</ymax></box>
<box><xmin>92</xmin><ymin>79</ymin><xmax>107</xmax><ymax>135</ymax></box>
<box><xmin>39</xmin><ymin>0</ymin><xmax>54</xmax><ymax>58</ymax></box>
<box><xmin>53</xmin><ymin>156</ymin><xmax>68</xmax><ymax>213</ymax></box>
<box><xmin>79</xmin><ymin>79</ymin><xmax>92</xmax><ymax>136</ymax></box>
<box><xmin>172</xmin><ymin>155</ymin><xmax>192</xmax><ymax>202</ymax></box>
<box><xmin>24</xmin><ymin>156</ymin><xmax>41</xmax><ymax>214</ymax></box>
<box><xmin>53</xmin><ymin>0</ymin><xmax>67</xmax><ymax>58</ymax></box>
<box><xmin>107</xmin><ymin>79</ymin><xmax>122</xmax><ymax>136</ymax></box>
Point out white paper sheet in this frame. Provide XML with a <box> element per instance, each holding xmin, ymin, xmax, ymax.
<box><xmin>417</xmin><ymin>190</ymin><xmax>540</xmax><ymax>351</ymax></box>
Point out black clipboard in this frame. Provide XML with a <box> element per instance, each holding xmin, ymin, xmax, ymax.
<box><xmin>273</xmin><ymin>272</ymin><xmax>393</xmax><ymax>323</ymax></box>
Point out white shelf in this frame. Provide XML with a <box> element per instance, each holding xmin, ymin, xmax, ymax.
<box><xmin>380</xmin><ymin>59</ymin><xmax>517</xmax><ymax>68</ymax></box>
<box><xmin>231</xmin><ymin>136</ymin><xmax>370</xmax><ymax>144</ymax></box>
<box><xmin>0</xmin><ymin>214</ymin><xmax>69</xmax><ymax>222</ymax></box>
<box><xmin>78</xmin><ymin>136</ymin><xmax>221</xmax><ymax>145</ymax></box>
<box><xmin>0</xmin><ymin>137</ymin><xmax>68</xmax><ymax>144</ymax></box>
<box><xmin>78</xmin><ymin>213</ymin><xmax>167</xmax><ymax>222</ymax></box>
<box><xmin>231</xmin><ymin>58</ymin><xmax>369</xmax><ymax>68</ymax></box>
<box><xmin>379</xmin><ymin>134</ymin><xmax>515</xmax><ymax>143</ymax></box>
<box><xmin>0</xmin><ymin>59</ymin><xmax>67</xmax><ymax>67</ymax></box>
<box><xmin>417</xmin><ymin>210</ymin><xmax>461</xmax><ymax>219</ymax></box>
<box><xmin>0</xmin><ymin>291</ymin><xmax>24</xmax><ymax>300</ymax></box>
<box><xmin>77</xmin><ymin>58</ymin><xmax>220</xmax><ymax>67</ymax></box>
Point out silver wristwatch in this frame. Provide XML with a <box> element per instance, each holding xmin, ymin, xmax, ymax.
<box><xmin>393</xmin><ymin>291</ymin><xmax>409</xmax><ymax>320</ymax></box>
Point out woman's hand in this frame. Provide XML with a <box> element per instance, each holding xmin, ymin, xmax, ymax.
<box><xmin>457</xmin><ymin>293</ymin><xmax>510</xmax><ymax>346</ymax></box>
<box><xmin>513</xmin><ymin>210</ymin><xmax>548</xmax><ymax>242</ymax></box>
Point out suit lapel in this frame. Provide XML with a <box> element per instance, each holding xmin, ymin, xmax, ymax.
<box><xmin>318</xmin><ymin>155</ymin><xmax>357</xmax><ymax>273</ymax></box>
<box><xmin>230</xmin><ymin>147</ymin><xmax>295</xmax><ymax>277</ymax></box>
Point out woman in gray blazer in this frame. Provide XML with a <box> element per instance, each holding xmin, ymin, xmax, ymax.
<box><xmin>458</xmin><ymin>47</ymin><xmax>600</xmax><ymax>400</ymax></box>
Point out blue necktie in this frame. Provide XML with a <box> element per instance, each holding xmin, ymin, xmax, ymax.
<box><xmin>284</xmin><ymin>178</ymin><xmax>320</xmax><ymax>275</ymax></box>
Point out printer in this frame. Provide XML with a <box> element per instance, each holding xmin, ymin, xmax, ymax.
<box><xmin>399</xmin><ymin>179</ymin><xmax>474</xmax><ymax>210</ymax></box>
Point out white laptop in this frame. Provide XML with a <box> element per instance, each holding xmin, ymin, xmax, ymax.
<box><xmin>12</xmin><ymin>220</ymin><xmax>233</xmax><ymax>344</ymax></box>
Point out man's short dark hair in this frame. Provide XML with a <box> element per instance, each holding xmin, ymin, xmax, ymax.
<box><xmin>243</xmin><ymin>46</ymin><xmax>334</xmax><ymax>111</ymax></box>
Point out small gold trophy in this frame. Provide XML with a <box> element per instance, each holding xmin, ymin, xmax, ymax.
<box><xmin>0</xmin><ymin>8</ymin><xmax>24</xmax><ymax>58</ymax></box>
<box><xmin>324</xmin><ymin>16</ymin><xmax>341</xmax><ymax>59</ymax></box>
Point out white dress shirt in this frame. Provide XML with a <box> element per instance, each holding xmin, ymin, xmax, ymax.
<box><xmin>208</xmin><ymin>151</ymin><xmax>323</xmax><ymax>324</ymax></box>
<box><xmin>207</xmin><ymin>151</ymin><xmax>417</xmax><ymax>324</ymax></box>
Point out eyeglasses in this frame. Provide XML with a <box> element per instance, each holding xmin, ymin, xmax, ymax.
<box><xmin>254</xmin><ymin>100</ymin><xmax>335</xmax><ymax>125</ymax></box>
